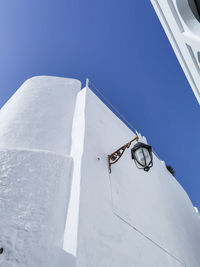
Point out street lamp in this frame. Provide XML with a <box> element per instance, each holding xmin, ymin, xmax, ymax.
<box><xmin>131</xmin><ymin>142</ymin><xmax>153</xmax><ymax>172</ymax></box>
<box><xmin>108</xmin><ymin>137</ymin><xmax>153</xmax><ymax>173</ymax></box>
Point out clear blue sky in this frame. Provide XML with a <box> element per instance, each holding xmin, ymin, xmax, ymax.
<box><xmin>0</xmin><ymin>0</ymin><xmax>199</xmax><ymax>208</ymax></box>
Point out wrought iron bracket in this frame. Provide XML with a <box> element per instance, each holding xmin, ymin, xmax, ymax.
<box><xmin>108</xmin><ymin>136</ymin><xmax>139</xmax><ymax>173</ymax></box>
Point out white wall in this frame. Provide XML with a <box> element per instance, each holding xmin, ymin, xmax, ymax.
<box><xmin>65</xmin><ymin>87</ymin><xmax>200</xmax><ymax>267</ymax></box>
<box><xmin>0</xmin><ymin>149</ymin><xmax>73</xmax><ymax>267</ymax></box>
<box><xmin>0</xmin><ymin>76</ymin><xmax>81</xmax><ymax>267</ymax></box>
<box><xmin>0</xmin><ymin>76</ymin><xmax>199</xmax><ymax>266</ymax></box>
<box><xmin>0</xmin><ymin>76</ymin><xmax>81</xmax><ymax>154</ymax></box>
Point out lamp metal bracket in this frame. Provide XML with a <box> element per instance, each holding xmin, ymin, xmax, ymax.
<box><xmin>108</xmin><ymin>136</ymin><xmax>139</xmax><ymax>173</ymax></box>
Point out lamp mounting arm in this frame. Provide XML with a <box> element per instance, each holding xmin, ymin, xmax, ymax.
<box><xmin>108</xmin><ymin>136</ymin><xmax>139</xmax><ymax>173</ymax></box>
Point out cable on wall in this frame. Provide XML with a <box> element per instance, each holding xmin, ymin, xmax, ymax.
<box><xmin>86</xmin><ymin>78</ymin><xmax>139</xmax><ymax>136</ymax></box>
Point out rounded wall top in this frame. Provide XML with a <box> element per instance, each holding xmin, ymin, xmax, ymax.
<box><xmin>22</xmin><ymin>75</ymin><xmax>81</xmax><ymax>91</ymax></box>
<box><xmin>0</xmin><ymin>76</ymin><xmax>81</xmax><ymax>155</ymax></box>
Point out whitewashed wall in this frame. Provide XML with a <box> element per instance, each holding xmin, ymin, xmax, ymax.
<box><xmin>0</xmin><ymin>76</ymin><xmax>199</xmax><ymax>266</ymax></box>
<box><xmin>65</xmin><ymin>87</ymin><xmax>200</xmax><ymax>267</ymax></box>
<box><xmin>0</xmin><ymin>76</ymin><xmax>81</xmax><ymax>267</ymax></box>
<box><xmin>0</xmin><ymin>76</ymin><xmax>80</xmax><ymax>154</ymax></box>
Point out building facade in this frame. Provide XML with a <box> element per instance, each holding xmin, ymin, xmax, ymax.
<box><xmin>0</xmin><ymin>76</ymin><xmax>199</xmax><ymax>266</ymax></box>
<box><xmin>151</xmin><ymin>0</ymin><xmax>200</xmax><ymax>103</ymax></box>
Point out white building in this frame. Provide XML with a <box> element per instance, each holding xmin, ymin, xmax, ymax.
<box><xmin>0</xmin><ymin>76</ymin><xmax>199</xmax><ymax>266</ymax></box>
<box><xmin>150</xmin><ymin>0</ymin><xmax>200</xmax><ymax>104</ymax></box>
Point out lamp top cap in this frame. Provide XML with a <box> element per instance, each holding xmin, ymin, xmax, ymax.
<box><xmin>131</xmin><ymin>142</ymin><xmax>152</xmax><ymax>153</ymax></box>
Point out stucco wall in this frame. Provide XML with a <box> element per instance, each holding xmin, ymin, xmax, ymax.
<box><xmin>65</xmin><ymin>87</ymin><xmax>200</xmax><ymax>267</ymax></box>
<box><xmin>0</xmin><ymin>76</ymin><xmax>80</xmax><ymax>266</ymax></box>
<box><xmin>0</xmin><ymin>76</ymin><xmax>81</xmax><ymax>154</ymax></box>
<box><xmin>0</xmin><ymin>76</ymin><xmax>199</xmax><ymax>266</ymax></box>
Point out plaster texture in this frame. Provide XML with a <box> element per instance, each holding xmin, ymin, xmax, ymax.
<box><xmin>65</xmin><ymin>87</ymin><xmax>200</xmax><ymax>267</ymax></box>
<box><xmin>0</xmin><ymin>76</ymin><xmax>199</xmax><ymax>266</ymax></box>
<box><xmin>0</xmin><ymin>76</ymin><xmax>80</xmax><ymax>266</ymax></box>
<box><xmin>0</xmin><ymin>149</ymin><xmax>73</xmax><ymax>267</ymax></box>
<box><xmin>0</xmin><ymin>76</ymin><xmax>81</xmax><ymax>154</ymax></box>
<box><xmin>150</xmin><ymin>0</ymin><xmax>200</xmax><ymax>104</ymax></box>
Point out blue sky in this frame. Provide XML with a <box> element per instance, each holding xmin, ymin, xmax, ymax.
<box><xmin>0</xmin><ymin>0</ymin><xmax>199</xmax><ymax>208</ymax></box>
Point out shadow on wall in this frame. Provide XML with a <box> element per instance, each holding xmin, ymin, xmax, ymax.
<box><xmin>176</xmin><ymin>0</ymin><xmax>200</xmax><ymax>34</ymax></box>
<box><xmin>188</xmin><ymin>0</ymin><xmax>200</xmax><ymax>21</ymax></box>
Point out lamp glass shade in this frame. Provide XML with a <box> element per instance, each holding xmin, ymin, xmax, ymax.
<box><xmin>131</xmin><ymin>142</ymin><xmax>153</xmax><ymax>171</ymax></box>
<box><xmin>143</xmin><ymin>147</ymin><xmax>152</xmax><ymax>165</ymax></box>
<box><xmin>135</xmin><ymin>147</ymin><xmax>146</xmax><ymax>166</ymax></box>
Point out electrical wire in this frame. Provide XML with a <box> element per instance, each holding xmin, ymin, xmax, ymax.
<box><xmin>86</xmin><ymin>79</ymin><xmax>164</xmax><ymax>162</ymax></box>
<box><xmin>86</xmin><ymin>78</ymin><xmax>139</xmax><ymax>136</ymax></box>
